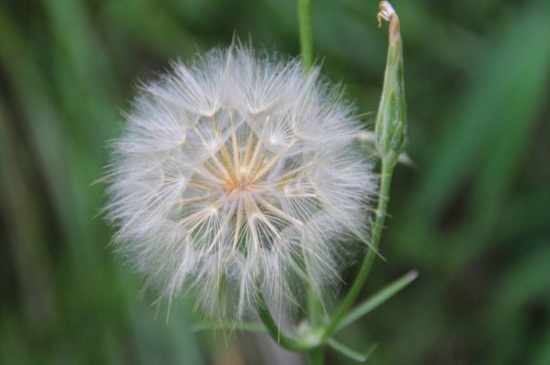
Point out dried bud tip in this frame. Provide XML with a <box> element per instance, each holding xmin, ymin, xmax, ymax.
<box><xmin>377</xmin><ymin>1</ymin><xmax>395</xmax><ymax>26</ymax></box>
<box><xmin>408</xmin><ymin>270</ymin><xmax>420</xmax><ymax>281</ymax></box>
<box><xmin>377</xmin><ymin>1</ymin><xmax>400</xmax><ymax>37</ymax></box>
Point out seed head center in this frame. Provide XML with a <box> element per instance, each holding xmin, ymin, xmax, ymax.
<box><xmin>235</xmin><ymin>168</ymin><xmax>252</xmax><ymax>190</ymax></box>
<box><xmin>221</xmin><ymin>160</ymin><xmax>263</xmax><ymax>198</ymax></box>
<box><xmin>212</xmin><ymin>123</ymin><xmax>280</xmax><ymax>199</ymax></box>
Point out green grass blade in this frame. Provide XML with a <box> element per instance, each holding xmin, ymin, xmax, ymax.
<box><xmin>336</xmin><ymin>270</ymin><xmax>418</xmax><ymax>332</ymax></box>
<box><xmin>328</xmin><ymin>338</ymin><xmax>378</xmax><ymax>363</ymax></box>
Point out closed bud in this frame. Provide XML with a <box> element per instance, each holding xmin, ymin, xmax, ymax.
<box><xmin>375</xmin><ymin>1</ymin><xmax>408</xmax><ymax>161</ymax></box>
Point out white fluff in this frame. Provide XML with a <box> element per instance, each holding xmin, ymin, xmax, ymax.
<box><xmin>105</xmin><ymin>46</ymin><xmax>377</xmax><ymax>320</ymax></box>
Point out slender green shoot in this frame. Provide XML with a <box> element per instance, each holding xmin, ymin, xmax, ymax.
<box><xmin>335</xmin><ymin>270</ymin><xmax>418</xmax><ymax>332</ymax></box>
<box><xmin>321</xmin><ymin>1</ymin><xmax>407</xmax><ymax>341</ymax></box>
<box><xmin>328</xmin><ymin>339</ymin><xmax>379</xmax><ymax>363</ymax></box>
<box><xmin>298</xmin><ymin>0</ymin><xmax>314</xmax><ymax>71</ymax></box>
<box><xmin>297</xmin><ymin>0</ymin><xmax>322</xmax><ymax>332</ymax></box>
<box><xmin>321</xmin><ymin>153</ymin><xmax>397</xmax><ymax>341</ymax></box>
<box><xmin>256</xmin><ymin>289</ymin><xmax>315</xmax><ymax>352</ymax></box>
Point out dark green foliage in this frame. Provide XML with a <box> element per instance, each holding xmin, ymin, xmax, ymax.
<box><xmin>1</xmin><ymin>0</ymin><xmax>549</xmax><ymax>364</ymax></box>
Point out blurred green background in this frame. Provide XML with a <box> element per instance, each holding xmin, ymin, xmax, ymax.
<box><xmin>1</xmin><ymin>0</ymin><xmax>549</xmax><ymax>364</ymax></box>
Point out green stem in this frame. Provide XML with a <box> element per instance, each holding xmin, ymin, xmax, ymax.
<box><xmin>297</xmin><ymin>0</ymin><xmax>320</xmax><ymax>329</ymax></box>
<box><xmin>306</xmin><ymin>271</ymin><xmax>320</xmax><ymax>328</ymax></box>
<box><xmin>307</xmin><ymin>346</ymin><xmax>325</xmax><ymax>365</ymax></box>
<box><xmin>321</xmin><ymin>153</ymin><xmax>397</xmax><ymax>341</ymax></box>
<box><xmin>297</xmin><ymin>0</ymin><xmax>313</xmax><ymax>72</ymax></box>
<box><xmin>256</xmin><ymin>289</ymin><xmax>313</xmax><ymax>352</ymax></box>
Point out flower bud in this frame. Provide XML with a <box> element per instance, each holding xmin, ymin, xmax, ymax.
<box><xmin>375</xmin><ymin>2</ymin><xmax>408</xmax><ymax>161</ymax></box>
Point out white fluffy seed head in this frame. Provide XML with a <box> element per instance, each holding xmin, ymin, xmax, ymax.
<box><xmin>105</xmin><ymin>46</ymin><xmax>377</xmax><ymax>320</ymax></box>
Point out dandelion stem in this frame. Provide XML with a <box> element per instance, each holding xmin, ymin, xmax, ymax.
<box><xmin>297</xmin><ymin>0</ymin><xmax>321</xmax><ymax>332</ymax></box>
<box><xmin>297</xmin><ymin>0</ymin><xmax>314</xmax><ymax>72</ymax></box>
<box><xmin>256</xmin><ymin>289</ymin><xmax>314</xmax><ymax>352</ymax></box>
<box><xmin>307</xmin><ymin>346</ymin><xmax>325</xmax><ymax>365</ymax></box>
<box><xmin>305</xmin><ymin>260</ymin><xmax>321</xmax><ymax>329</ymax></box>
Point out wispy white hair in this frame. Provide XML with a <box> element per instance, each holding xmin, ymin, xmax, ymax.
<box><xmin>105</xmin><ymin>46</ymin><xmax>377</xmax><ymax>320</ymax></box>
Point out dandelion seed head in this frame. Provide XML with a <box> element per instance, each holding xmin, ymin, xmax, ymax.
<box><xmin>105</xmin><ymin>46</ymin><xmax>377</xmax><ymax>320</ymax></box>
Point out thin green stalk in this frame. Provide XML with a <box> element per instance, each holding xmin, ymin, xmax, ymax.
<box><xmin>321</xmin><ymin>2</ymin><xmax>406</xmax><ymax>341</ymax></box>
<box><xmin>297</xmin><ymin>0</ymin><xmax>320</xmax><ymax>329</ymax></box>
<box><xmin>307</xmin><ymin>346</ymin><xmax>325</xmax><ymax>365</ymax></box>
<box><xmin>306</xmin><ymin>267</ymin><xmax>321</xmax><ymax>328</ymax></box>
<box><xmin>297</xmin><ymin>0</ymin><xmax>313</xmax><ymax>71</ymax></box>
<box><xmin>256</xmin><ymin>289</ymin><xmax>313</xmax><ymax>352</ymax></box>
<box><xmin>321</xmin><ymin>153</ymin><xmax>397</xmax><ymax>341</ymax></box>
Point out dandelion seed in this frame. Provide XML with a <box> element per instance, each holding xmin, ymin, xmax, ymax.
<box><xmin>105</xmin><ymin>46</ymin><xmax>377</xmax><ymax>320</ymax></box>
